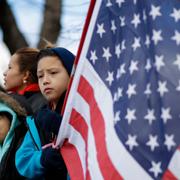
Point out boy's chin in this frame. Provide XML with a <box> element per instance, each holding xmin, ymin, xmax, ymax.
<box><xmin>44</xmin><ymin>94</ymin><xmax>56</xmax><ymax>103</ymax></box>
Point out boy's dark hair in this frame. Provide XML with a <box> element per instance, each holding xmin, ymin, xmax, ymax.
<box><xmin>37</xmin><ymin>48</ymin><xmax>57</xmax><ymax>61</ymax></box>
<box><xmin>37</xmin><ymin>47</ymin><xmax>75</xmax><ymax>75</ymax></box>
<box><xmin>15</xmin><ymin>47</ymin><xmax>40</xmax><ymax>83</ymax></box>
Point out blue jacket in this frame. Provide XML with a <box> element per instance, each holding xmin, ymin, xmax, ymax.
<box><xmin>15</xmin><ymin>106</ymin><xmax>68</xmax><ymax>180</ymax></box>
<box><xmin>15</xmin><ymin>116</ymin><xmax>44</xmax><ymax>179</ymax></box>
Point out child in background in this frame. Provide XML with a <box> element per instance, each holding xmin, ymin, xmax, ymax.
<box><xmin>3</xmin><ymin>47</ymin><xmax>47</xmax><ymax>114</ymax></box>
<box><xmin>0</xmin><ymin>112</ymin><xmax>11</xmax><ymax>146</ymax></box>
<box><xmin>0</xmin><ymin>91</ymin><xmax>27</xmax><ymax>180</ymax></box>
<box><xmin>16</xmin><ymin>47</ymin><xmax>75</xmax><ymax>179</ymax></box>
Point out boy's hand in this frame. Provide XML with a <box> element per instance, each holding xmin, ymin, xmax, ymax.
<box><xmin>41</xmin><ymin>146</ymin><xmax>65</xmax><ymax>170</ymax></box>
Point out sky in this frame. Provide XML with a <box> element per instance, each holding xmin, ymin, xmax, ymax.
<box><xmin>0</xmin><ymin>0</ymin><xmax>90</xmax><ymax>86</ymax></box>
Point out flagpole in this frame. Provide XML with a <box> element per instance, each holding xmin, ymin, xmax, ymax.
<box><xmin>61</xmin><ymin>0</ymin><xmax>96</xmax><ymax>115</ymax></box>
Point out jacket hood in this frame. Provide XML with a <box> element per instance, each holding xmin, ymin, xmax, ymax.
<box><xmin>50</xmin><ymin>47</ymin><xmax>75</xmax><ymax>75</ymax></box>
<box><xmin>0</xmin><ymin>91</ymin><xmax>27</xmax><ymax>161</ymax></box>
<box><xmin>0</xmin><ymin>91</ymin><xmax>27</xmax><ymax>118</ymax></box>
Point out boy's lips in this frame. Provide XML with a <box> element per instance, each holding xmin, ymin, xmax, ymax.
<box><xmin>44</xmin><ymin>88</ymin><xmax>53</xmax><ymax>93</ymax></box>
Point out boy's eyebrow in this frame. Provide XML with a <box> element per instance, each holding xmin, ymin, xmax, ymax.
<box><xmin>37</xmin><ymin>67</ymin><xmax>60</xmax><ymax>73</ymax></box>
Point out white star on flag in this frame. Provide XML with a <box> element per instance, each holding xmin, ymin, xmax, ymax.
<box><xmin>157</xmin><ymin>81</ymin><xmax>169</xmax><ymax>97</ymax></box>
<box><xmin>119</xmin><ymin>16</ymin><xmax>125</xmax><ymax>27</ymax></box>
<box><xmin>144</xmin><ymin>83</ymin><xmax>152</xmax><ymax>97</ymax></box>
<box><xmin>161</xmin><ymin>107</ymin><xmax>172</xmax><ymax>124</ymax></box>
<box><xmin>97</xmin><ymin>23</ymin><xmax>106</xmax><ymax>38</ymax></box>
<box><xmin>127</xmin><ymin>83</ymin><xmax>137</xmax><ymax>98</ymax></box>
<box><xmin>173</xmin><ymin>54</ymin><xmax>180</xmax><ymax>70</ymax></box>
<box><xmin>114</xmin><ymin>111</ymin><xmax>121</xmax><ymax>124</ymax></box>
<box><xmin>144</xmin><ymin>109</ymin><xmax>156</xmax><ymax>125</ymax></box>
<box><xmin>171</xmin><ymin>30</ymin><xmax>180</xmax><ymax>45</ymax></box>
<box><xmin>149</xmin><ymin>161</ymin><xmax>162</xmax><ymax>178</ymax></box>
<box><xmin>125</xmin><ymin>134</ymin><xmax>138</xmax><ymax>151</ymax></box>
<box><xmin>146</xmin><ymin>135</ymin><xmax>159</xmax><ymax>151</ymax></box>
<box><xmin>115</xmin><ymin>44</ymin><xmax>121</xmax><ymax>58</ymax></box>
<box><xmin>125</xmin><ymin>108</ymin><xmax>136</xmax><ymax>124</ymax></box>
<box><xmin>149</xmin><ymin>5</ymin><xmax>162</xmax><ymax>20</ymax></box>
<box><xmin>129</xmin><ymin>60</ymin><xmax>138</xmax><ymax>75</ymax></box>
<box><xmin>102</xmin><ymin>47</ymin><xmax>112</xmax><ymax>62</ymax></box>
<box><xmin>106</xmin><ymin>71</ymin><xmax>114</xmax><ymax>86</ymax></box>
<box><xmin>132</xmin><ymin>37</ymin><xmax>141</xmax><ymax>51</ymax></box>
<box><xmin>131</xmin><ymin>13</ymin><xmax>141</xmax><ymax>28</ymax></box>
<box><xmin>116</xmin><ymin>63</ymin><xmax>126</xmax><ymax>79</ymax></box>
<box><xmin>145</xmin><ymin>35</ymin><xmax>150</xmax><ymax>48</ymax></box>
<box><xmin>90</xmin><ymin>50</ymin><xmax>98</xmax><ymax>64</ymax></box>
<box><xmin>154</xmin><ymin>55</ymin><xmax>165</xmax><ymax>71</ymax></box>
<box><xmin>121</xmin><ymin>40</ymin><xmax>126</xmax><ymax>50</ymax></box>
<box><xmin>111</xmin><ymin>20</ymin><xmax>117</xmax><ymax>34</ymax></box>
<box><xmin>152</xmin><ymin>29</ymin><xmax>163</xmax><ymax>45</ymax></box>
<box><xmin>106</xmin><ymin>0</ymin><xmax>112</xmax><ymax>7</ymax></box>
<box><xmin>145</xmin><ymin>59</ymin><xmax>152</xmax><ymax>72</ymax></box>
<box><xmin>116</xmin><ymin>0</ymin><xmax>125</xmax><ymax>7</ymax></box>
<box><xmin>170</xmin><ymin>8</ymin><xmax>180</xmax><ymax>22</ymax></box>
<box><xmin>164</xmin><ymin>134</ymin><xmax>176</xmax><ymax>151</ymax></box>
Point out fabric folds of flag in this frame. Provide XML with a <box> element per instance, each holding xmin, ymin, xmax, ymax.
<box><xmin>56</xmin><ymin>0</ymin><xmax>180</xmax><ymax>179</ymax></box>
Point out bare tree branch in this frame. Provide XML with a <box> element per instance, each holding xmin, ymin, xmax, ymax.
<box><xmin>37</xmin><ymin>0</ymin><xmax>62</xmax><ymax>49</ymax></box>
<box><xmin>0</xmin><ymin>0</ymin><xmax>28</xmax><ymax>54</ymax></box>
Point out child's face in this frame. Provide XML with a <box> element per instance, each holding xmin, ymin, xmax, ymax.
<box><xmin>3</xmin><ymin>54</ymin><xmax>26</xmax><ymax>91</ymax></box>
<box><xmin>0</xmin><ymin>115</ymin><xmax>11</xmax><ymax>143</ymax></box>
<box><xmin>37</xmin><ymin>56</ymin><xmax>70</xmax><ymax>108</ymax></box>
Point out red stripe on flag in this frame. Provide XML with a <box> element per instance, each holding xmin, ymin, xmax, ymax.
<box><xmin>77</xmin><ymin>75</ymin><xmax>123</xmax><ymax>180</ymax></box>
<box><xmin>61</xmin><ymin>140</ymin><xmax>84</xmax><ymax>180</ymax></box>
<box><xmin>163</xmin><ymin>169</ymin><xmax>177</xmax><ymax>180</ymax></box>
<box><xmin>69</xmin><ymin>109</ymin><xmax>91</xmax><ymax>180</ymax></box>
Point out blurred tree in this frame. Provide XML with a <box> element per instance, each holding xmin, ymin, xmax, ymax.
<box><xmin>0</xmin><ymin>0</ymin><xmax>62</xmax><ymax>54</ymax></box>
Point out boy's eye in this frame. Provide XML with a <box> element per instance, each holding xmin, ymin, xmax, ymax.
<box><xmin>37</xmin><ymin>75</ymin><xmax>43</xmax><ymax>79</ymax></box>
<box><xmin>51</xmin><ymin>71</ymin><xmax>57</xmax><ymax>75</ymax></box>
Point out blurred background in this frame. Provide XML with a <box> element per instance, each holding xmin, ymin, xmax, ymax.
<box><xmin>0</xmin><ymin>0</ymin><xmax>90</xmax><ymax>86</ymax></box>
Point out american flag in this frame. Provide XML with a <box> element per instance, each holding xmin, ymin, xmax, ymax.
<box><xmin>56</xmin><ymin>0</ymin><xmax>180</xmax><ymax>179</ymax></box>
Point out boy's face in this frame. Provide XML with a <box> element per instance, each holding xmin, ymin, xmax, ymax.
<box><xmin>37</xmin><ymin>56</ymin><xmax>70</xmax><ymax>108</ymax></box>
<box><xmin>0</xmin><ymin>115</ymin><xmax>11</xmax><ymax>143</ymax></box>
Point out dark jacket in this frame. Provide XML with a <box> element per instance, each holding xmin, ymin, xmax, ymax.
<box><xmin>0</xmin><ymin>91</ymin><xmax>27</xmax><ymax>180</ymax></box>
<box><xmin>17</xmin><ymin>83</ymin><xmax>48</xmax><ymax>115</ymax></box>
<box><xmin>36</xmin><ymin>93</ymin><xmax>67</xmax><ymax>179</ymax></box>
<box><xmin>24</xmin><ymin>91</ymin><xmax>47</xmax><ymax>114</ymax></box>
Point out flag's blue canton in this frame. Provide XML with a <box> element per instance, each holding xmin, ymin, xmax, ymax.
<box><xmin>86</xmin><ymin>0</ymin><xmax>180</xmax><ymax>178</ymax></box>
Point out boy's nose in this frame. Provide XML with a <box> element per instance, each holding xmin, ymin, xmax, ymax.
<box><xmin>42</xmin><ymin>75</ymin><xmax>50</xmax><ymax>85</ymax></box>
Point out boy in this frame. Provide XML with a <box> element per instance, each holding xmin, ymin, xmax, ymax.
<box><xmin>16</xmin><ymin>47</ymin><xmax>75</xmax><ymax>179</ymax></box>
